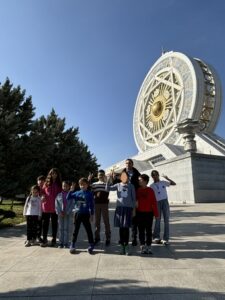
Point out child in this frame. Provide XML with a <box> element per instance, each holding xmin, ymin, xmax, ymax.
<box><xmin>41</xmin><ymin>168</ymin><xmax>62</xmax><ymax>247</ymax></box>
<box><xmin>55</xmin><ymin>181</ymin><xmax>74</xmax><ymax>248</ymax></box>
<box><xmin>89</xmin><ymin>170</ymin><xmax>111</xmax><ymax>246</ymax></box>
<box><xmin>67</xmin><ymin>178</ymin><xmax>95</xmax><ymax>254</ymax></box>
<box><xmin>37</xmin><ymin>175</ymin><xmax>46</xmax><ymax>191</ymax></box>
<box><xmin>106</xmin><ymin>170</ymin><xmax>136</xmax><ymax>255</ymax></box>
<box><xmin>36</xmin><ymin>175</ymin><xmax>46</xmax><ymax>243</ymax></box>
<box><xmin>136</xmin><ymin>174</ymin><xmax>159</xmax><ymax>254</ymax></box>
<box><xmin>150</xmin><ymin>170</ymin><xmax>176</xmax><ymax>245</ymax></box>
<box><xmin>23</xmin><ymin>185</ymin><xmax>42</xmax><ymax>247</ymax></box>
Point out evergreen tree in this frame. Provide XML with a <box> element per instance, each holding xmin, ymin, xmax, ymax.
<box><xmin>0</xmin><ymin>78</ymin><xmax>35</xmax><ymax>196</ymax></box>
<box><xmin>29</xmin><ymin>109</ymin><xmax>99</xmax><ymax>182</ymax></box>
<box><xmin>0</xmin><ymin>80</ymin><xmax>99</xmax><ymax>197</ymax></box>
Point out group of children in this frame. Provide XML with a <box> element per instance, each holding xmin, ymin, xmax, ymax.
<box><xmin>23</xmin><ymin>161</ymin><xmax>176</xmax><ymax>255</ymax></box>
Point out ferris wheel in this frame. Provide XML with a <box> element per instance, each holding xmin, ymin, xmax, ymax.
<box><xmin>133</xmin><ymin>51</ymin><xmax>222</xmax><ymax>152</ymax></box>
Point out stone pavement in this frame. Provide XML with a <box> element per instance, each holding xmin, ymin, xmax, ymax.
<box><xmin>0</xmin><ymin>198</ymin><xmax>225</xmax><ymax>299</ymax></box>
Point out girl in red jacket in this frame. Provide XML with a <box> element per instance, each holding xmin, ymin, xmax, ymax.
<box><xmin>136</xmin><ymin>174</ymin><xmax>159</xmax><ymax>254</ymax></box>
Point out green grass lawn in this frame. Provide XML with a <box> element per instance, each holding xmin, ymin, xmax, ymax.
<box><xmin>0</xmin><ymin>199</ymin><xmax>25</xmax><ymax>229</ymax></box>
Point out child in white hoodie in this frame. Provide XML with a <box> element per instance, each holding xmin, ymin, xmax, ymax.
<box><xmin>23</xmin><ymin>185</ymin><xmax>42</xmax><ymax>247</ymax></box>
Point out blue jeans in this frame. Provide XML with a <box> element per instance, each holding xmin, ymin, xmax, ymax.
<box><xmin>58</xmin><ymin>214</ymin><xmax>73</xmax><ymax>245</ymax></box>
<box><xmin>153</xmin><ymin>199</ymin><xmax>170</xmax><ymax>241</ymax></box>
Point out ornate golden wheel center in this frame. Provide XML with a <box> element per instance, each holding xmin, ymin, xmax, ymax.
<box><xmin>139</xmin><ymin>69</ymin><xmax>183</xmax><ymax>146</ymax></box>
<box><xmin>146</xmin><ymin>88</ymin><xmax>168</xmax><ymax>124</ymax></box>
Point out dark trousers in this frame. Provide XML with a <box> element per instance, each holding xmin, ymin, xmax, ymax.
<box><xmin>119</xmin><ymin>227</ymin><xmax>129</xmax><ymax>246</ymax></box>
<box><xmin>42</xmin><ymin>212</ymin><xmax>58</xmax><ymax>241</ymax></box>
<box><xmin>137</xmin><ymin>211</ymin><xmax>154</xmax><ymax>246</ymax></box>
<box><xmin>37</xmin><ymin>217</ymin><xmax>42</xmax><ymax>239</ymax></box>
<box><xmin>131</xmin><ymin>215</ymin><xmax>138</xmax><ymax>241</ymax></box>
<box><xmin>26</xmin><ymin>215</ymin><xmax>39</xmax><ymax>240</ymax></box>
<box><xmin>72</xmin><ymin>213</ymin><xmax>94</xmax><ymax>244</ymax></box>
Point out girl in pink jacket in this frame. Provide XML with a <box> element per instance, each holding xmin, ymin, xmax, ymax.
<box><xmin>41</xmin><ymin>168</ymin><xmax>62</xmax><ymax>247</ymax></box>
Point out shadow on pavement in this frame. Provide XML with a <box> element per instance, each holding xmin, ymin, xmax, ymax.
<box><xmin>0</xmin><ymin>223</ymin><xmax>26</xmax><ymax>238</ymax></box>
<box><xmin>0</xmin><ymin>277</ymin><xmax>224</xmax><ymax>299</ymax></box>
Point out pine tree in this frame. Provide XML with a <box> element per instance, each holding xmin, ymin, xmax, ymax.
<box><xmin>0</xmin><ymin>78</ymin><xmax>35</xmax><ymax>196</ymax></box>
<box><xmin>0</xmin><ymin>79</ymin><xmax>99</xmax><ymax>197</ymax></box>
<box><xmin>27</xmin><ymin>109</ymin><xmax>99</xmax><ymax>184</ymax></box>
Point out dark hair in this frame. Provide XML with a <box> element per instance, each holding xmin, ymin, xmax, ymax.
<box><xmin>45</xmin><ymin>168</ymin><xmax>62</xmax><ymax>187</ymax></box>
<box><xmin>79</xmin><ymin>177</ymin><xmax>89</xmax><ymax>185</ymax></box>
<box><xmin>37</xmin><ymin>175</ymin><xmax>46</xmax><ymax>181</ymax></box>
<box><xmin>62</xmin><ymin>180</ymin><xmax>71</xmax><ymax>186</ymax></box>
<box><xmin>126</xmin><ymin>158</ymin><xmax>133</xmax><ymax>165</ymax></box>
<box><xmin>151</xmin><ymin>170</ymin><xmax>159</xmax><ymax>176</ymax></box>
<box><xmin>98</xmin><ymin>169</ymin><xmax>105</xmax><ymax>174</ymax></box>
<box><xmin>139</xmin><ymin>174</ymin><xmax>149</xmax><ymax>184</ymax></box>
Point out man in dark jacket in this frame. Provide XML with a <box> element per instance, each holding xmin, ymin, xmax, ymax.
<box><xmin>123</xmin><ymin>159</ymin><xmax>140</xmax><ymax>246</ymax></box>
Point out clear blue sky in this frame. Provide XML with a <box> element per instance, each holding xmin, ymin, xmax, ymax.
<box><xmin>0</xmin><ymin>0</ymin><xmax>225</xmax><ymax>168</ymax></box>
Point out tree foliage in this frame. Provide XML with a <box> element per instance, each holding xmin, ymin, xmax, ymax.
<box><xmin>0</xmin><ymin>78</ymin><xmax>99</xmax><ymax>197</ymax></box>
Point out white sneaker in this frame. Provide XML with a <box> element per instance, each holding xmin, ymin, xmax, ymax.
<box><xmin>162</xmin><ymin>240</ymin><xmax>170</xmax><ymax>245</ymax></box>
<box><xmin>153</xmin><ymin>238</ymin><xmax>161</xmax><ymax>244</ymax></box>
<box><xmin>25</xmin><ymin>240</ymin><xmax>31</xmax><ymax>247</ymax></box>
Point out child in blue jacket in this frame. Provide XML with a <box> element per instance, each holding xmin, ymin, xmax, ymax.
<box><xmin>67</xmin><ymin>177</ymin><xmax>94</xmax><ymax>254</ymax></box>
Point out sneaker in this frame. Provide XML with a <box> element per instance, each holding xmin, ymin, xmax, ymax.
<box><xmin>146</xmin><ymin>246</ymin><xmax>153</xmax><ymax>254</ymax></box>
<box><xmin>94</xmin><ymin>238</ymin><xmax>100</xmax><ymax>245</ymax></box>
<box><xmin>124</xmin><ymin>245</ymin><xmax>131</xmax><ymax>256</ymax></box>
<box><xmin>140</xmin><ymin>245</ymin><xmax>147</xmax><ymax>254</ymax></box>
<box><xmin>105</xmin><ymin>239</ymin><xmax>110</xmax><ymax>246</ymax></box>
<box><xmin>162</xmin><ymin>240</ymin><xmax>170</xmax><ymax>245</ymax></box>
<box><xmin>38</xmin><ymin>237</ymin><xmax>43</xmax><ymax>243</ymax></box>
<box><xmin>40</xmin><ymin>240</ymin><xmax>48</xmax><ymax>247</ymax></box>
<box><xmin>153</xmin><ymin>238</ymin><xmax>161</xmax><ymax>244</ymax></box>
<box><xmin>32</xmin><ymin>239</ymin><xmax>40</xmax><ymax>246</ymax></box>
<box><xmin>88</xmin><ymin>244</ymin><xmax>94</xmax><ymax>254</ymax></box>
<box><xmin>120</xmin><ymin>245</ymin><xmax>125</xmax><ymax>255</ymax></box>
<box><xmin>70</xmin><ymin>243</ymin><xmax>76</xmax><ymax>254</ymax></box>
<box><xmin>30</xmin><ymin>239</ymin><xmax>35</xmax><ymax>246</ymax></box>
<box><xmin>25</xmin><ymin>240</ymin><xmax>31</xmax><ymax>247</ymax></box>
<box><xmin>58</xmin><ymin>244</ymin><xmax>64</xmax><ymax>249</ymax></box>
<box><xmin>131</xmin><ymin>239</ymin><xmax>137</xmax><ymax>246</ymax></box>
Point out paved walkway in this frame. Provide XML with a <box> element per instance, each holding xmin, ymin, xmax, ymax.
<box><xmin>0</xmin><ymin>198</ymin><xmax>225</xmax><ymax>299</ymax></box>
